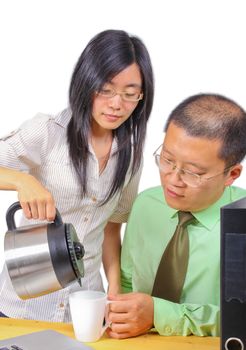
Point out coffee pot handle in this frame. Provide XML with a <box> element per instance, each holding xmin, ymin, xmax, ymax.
<box><xmin>6</xmin><ymin>201</ymin><xmax>63</xmax><ymax>230</ymax></box>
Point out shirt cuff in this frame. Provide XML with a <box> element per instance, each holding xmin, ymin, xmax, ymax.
<box><xmin>153</xmin><ymin>297</ymin><xmax>187</xmax><ymax>336</ymax></box>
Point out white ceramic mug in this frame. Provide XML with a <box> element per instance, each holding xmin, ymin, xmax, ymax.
<box><xmin>69</xmin><ymin>290</ymin><xmax>111</xmax><ymax>342</ymax></box>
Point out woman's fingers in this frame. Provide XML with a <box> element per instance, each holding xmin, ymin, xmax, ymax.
<box><xmin>29</xmin><ymin>201</ymin><xmax>39</xmax><ymax>219</ymax></box>
<box><xmin>19</xmin><ymin>196</ymin><xmax>55</xmax><ymax>221</ymax></box>
<box><xmin>46</xmin><ymin>199</ymin><xmax>56</xmax><ymax>221</ymax></box>
<box><xmin>20</xmin><ymin>202</ymin><xmax>32</xmax><ymax>219</ymax></box>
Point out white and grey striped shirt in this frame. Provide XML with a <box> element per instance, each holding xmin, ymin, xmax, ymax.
<box><xmin>0</xmin><ymin>109</ymin><xmax>142</xmax><ymax>322</ymax></box>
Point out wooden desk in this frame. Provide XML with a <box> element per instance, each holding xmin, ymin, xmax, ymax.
<box><xmin>0</xmin><ymin>318</ymin><xmax>219</xmax><ymax>350</ymax></box>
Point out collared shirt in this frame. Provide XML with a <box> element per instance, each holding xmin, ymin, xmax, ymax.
<box><xmin>120</xmin><ymin>185</ymin><xmax>246</xmax><ymax>336</ymax></box>
<box><xmin>0</xmin><ymin>108</ymin><xmax>142</xmax><ymax>322</ymax></box>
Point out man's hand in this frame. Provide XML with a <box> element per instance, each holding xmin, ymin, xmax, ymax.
<box><xmin>107</xmin><ymin>292</ymin><xmax>154</xmax><ymax>339</ymax></box>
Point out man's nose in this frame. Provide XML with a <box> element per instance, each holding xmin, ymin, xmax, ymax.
<box><xmin>168</xmin><ymin>167</ymin><xmax>185</xmax><ymax>185</ymax></box>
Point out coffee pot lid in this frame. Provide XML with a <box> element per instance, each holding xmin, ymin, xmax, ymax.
<box><xmin>47</xmin><ymin>221</ymin><xmax>85</xmax><ymax>288</ymax></box>
<box><xmin>65</xmin><ymin>223</ymin><xmax>85</xmax><ymax>285</ymax></box>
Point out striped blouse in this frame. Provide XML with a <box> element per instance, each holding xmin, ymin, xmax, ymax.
<box><xmin>0</xmin><ymin>108</ymin><xmax>142</xmax><ymax>322</ymax></box>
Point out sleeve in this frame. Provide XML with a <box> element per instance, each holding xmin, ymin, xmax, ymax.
<box><xmin>120</xmin><ymin>191</ymin><xmax>220</xmax><ymax>337</ymax></box>
<box><xmin>109</xmin><ymin>160</ymin><xmax>143</xmax><ymax>223</ymax></box>
<box><xmin>0</xmin><ymin>113</ymin><xmax>51</xmax><ymax>171</ymax></box>
<box><xmin>121</xmin><ymin>273</ymin><xmax>133</xmax><ymax>293</ymax></box>
<box><xmin>120</xmin><ymin>202</ymin><xmax>136</xmax><ymax>293</ymax></box>
<box><xmin>121</xmin><ymin>255</ymin><xmax>220</xmax><ymax>337</ymax></box>
<box><xmin>120</xmin><ymin>242</ymin><xmax>133</xmax><ymax>293</ymax></box>
<box><xmin>153</xmin><ymin>297</ymin><xmax>220</xmax><ymax>336</ymax></box>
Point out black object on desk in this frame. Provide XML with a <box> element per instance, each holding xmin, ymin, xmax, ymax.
<box><xmin>221</xmin><ymin>196</ymin><xmax>246</xmax><ymax>350</ymax></box>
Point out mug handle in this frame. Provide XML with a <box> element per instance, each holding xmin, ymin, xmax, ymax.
<box><xmin>101</xmin><ymin>300</ymin><xmax>113</xmax><ymax>335</ymax></box>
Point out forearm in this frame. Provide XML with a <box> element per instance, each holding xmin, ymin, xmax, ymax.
<box><xmin>153</xmin><ymin>297</ymin><xmax>220</xmax><ymax>336</ymax></box>
<box><xmin>0</xmin><ymin>166</ymin><xmax>55</xmax><ymax>220</ymax></box>
<box><xmin>0</xmin><ymin>166</ymin><xmax>27</xmax><ymax>191</ymax></box>
<box><xmin>102</xmin><ymin>222</ymin><xmax>122</xmax><ymax>294</ymax></box>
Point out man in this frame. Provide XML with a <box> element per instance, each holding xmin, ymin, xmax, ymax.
<box><xmin>107</xmin><ymin>93</ymin><xmax>246</xmax><ymax>338</ymax></box>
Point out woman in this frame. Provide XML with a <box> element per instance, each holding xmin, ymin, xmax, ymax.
<box><xmin>0</xmin><ymin>29</ymin><xmax>154</xmax><ymax>322</ymax></box>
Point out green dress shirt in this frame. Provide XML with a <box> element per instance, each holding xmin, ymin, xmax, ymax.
<box><xmin>120</xmin><ymin>185</ymin><xmax>246</xmax><ymax>336</ymax></box>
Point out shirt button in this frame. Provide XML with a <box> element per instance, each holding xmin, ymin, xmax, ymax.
<box><xmin>91</xmin><ymin>196</ymin><xmax>97</xmax><ymax>202</ymax></box>
<box><xmin>84</xmin><ymin>217</ymin><xmax>88</xmax><ymax>222</ymax></box>
<box><xmin>164</xmin><ymin>326</ymin><xmax>172</xmax><ymax>334</ymax></box>
<box><xmin>59</xmin><ymin>303</ymin><xmax>64</xmax><ymax>308</ymax></box>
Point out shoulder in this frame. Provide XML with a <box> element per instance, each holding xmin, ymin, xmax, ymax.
<box><xmin>230</xmin><ymin>185</ymin><xmax>246</xmax><ymax>201</ymax></box>
<box><xmin>0</xmin><ymin>113</ymin><xmax>50</xmax><ymax>141</ymax></box>
<box><xmin>19</xmin><ymin>108</ymin><xmax>71</xmax><ymax>131</ymax></box>
<box><xmin>0</xmin><ymin>109</ymin><xmax>70</xmax><ymax>147</ymax></box>
<box><xmin>18</xmin><ymin>109</ymin><xmax>71</xmax><ymax>140</ymax></box>
<box><xmin>137</xmin><ymin>185</ymin><xmax>164</xmax><ymax>199</ymax></box>
<box><xmin>13</xmin><ymin>112</ymin><xmax>54</xmax><ymax>139</ymax></box>
<box><xmin>132</xmin><ymin>186</ymin><xmax>165</xmax><ymax>209</ymax></box>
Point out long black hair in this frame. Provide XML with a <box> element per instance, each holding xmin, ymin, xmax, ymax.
<box><xmin>68</xmin><ymin>29</ymin><xmax>154</xmax><ymax>203</ymax></box>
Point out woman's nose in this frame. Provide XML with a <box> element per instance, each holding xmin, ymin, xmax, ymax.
<box><xmin>108</xmin><ymin>94</ymin><xmax>122</xmax><ymax>109</ymax></box>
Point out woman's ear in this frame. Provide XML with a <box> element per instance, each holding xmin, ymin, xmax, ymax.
<box><xmin>225</xmin><ymin>164</ymin><xmax>243</xmax><ymax>186</ymax></box>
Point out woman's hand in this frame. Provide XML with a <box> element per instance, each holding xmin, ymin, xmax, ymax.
<box><xmin>17</xmin><ymin>173</ymin><xmax>56</xmax><ymax>221</ymax></box>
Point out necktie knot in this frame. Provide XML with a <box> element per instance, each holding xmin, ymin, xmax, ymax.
<box><xmin>178</xmin><ymin>211</ymin><xmax>195</xmax><ymax>228</ymax></box>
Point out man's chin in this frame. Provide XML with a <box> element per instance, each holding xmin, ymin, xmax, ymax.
<box><xmin>164</xmin><ymin>195</ymin><xmax>190</xmax><ymax>212</ymax></box>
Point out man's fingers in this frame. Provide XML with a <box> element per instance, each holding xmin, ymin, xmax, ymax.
<box><xmin>108</xmin><ymin>292</ymin><xmax>142</xmax><ymax>313</ymax></box>
<box><xmin>110</xmin><ymin>322</ymin><xmax>129</xmax><ymax>333</ymax></box>
<box><xmin>109</xmin><ymin>300</ymin><xmax>132</xmax><ymax>312</ymax></box>
<box><xmin>108</xmin><ymin>292</ymin><xmax>138</xmax><ymax>301</ymax></box>
<box><xmin>109</xmin><ymin>311</ymin><xmax>129</xmax><ymax>323</ymax></box>
<box><xmin>107</xmin><ymin>329</ymin><xmax>131</xmax><ymax>339</ymax></box>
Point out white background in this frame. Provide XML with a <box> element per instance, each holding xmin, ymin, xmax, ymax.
<box><xmin>0</xmin><ymin>0</ymin><xmax>246</xmax><ymax>277</ymax></box>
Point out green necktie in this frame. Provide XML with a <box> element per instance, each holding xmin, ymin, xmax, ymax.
<box><xmin>152</xmin><ymin>211</ymin><xmax>195</xmax><ymax>302</ymax></box>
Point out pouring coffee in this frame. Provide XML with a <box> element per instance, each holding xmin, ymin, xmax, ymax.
<box><xmin>4</xmin><ymin>201</ymin><xmax>85</xmax><ymax>300</ymax></box>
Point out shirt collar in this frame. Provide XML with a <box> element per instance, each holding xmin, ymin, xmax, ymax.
<box><xmin>54</xmin><ymin>108</ymin><xmax>72</xmax><ymax>128</ymax></box>
<box><xmin>167</xmin><ymin>186</ymin><xmax>233</xmax><ymax>230</ymax></box>
<box><xmin>55</xmin><ymin>108</ymin><xmax>119</xmax><ymax>156</ymax></box>
<box><xmin>192</xmin><ymin>187</ymin><xmax>232</xmax><ymax>230</ymax></box>
<box><xmin>88</xmin><ymin>137</ymin><xmax>118</xmax><ymax>157</ymax></box>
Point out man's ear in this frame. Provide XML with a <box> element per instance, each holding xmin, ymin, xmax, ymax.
<box><xmin>225</xmin><ymin>164</ymin><xmax>243</xmax><ymax>186</ymax></box>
